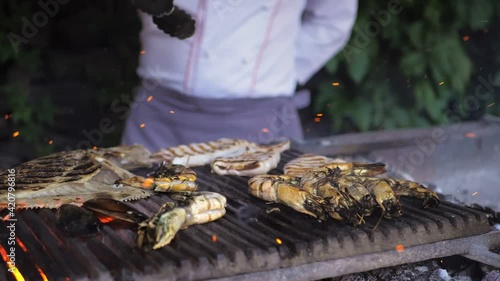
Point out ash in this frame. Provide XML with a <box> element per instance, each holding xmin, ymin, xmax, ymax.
<box><xmin>325</xmin><ymin>257</ymin><xmax>499</xmax><ymax>281</ymax></box>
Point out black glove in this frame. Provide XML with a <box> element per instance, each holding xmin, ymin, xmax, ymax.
<box><xmin>131</xmin><ymin>0</ymin><xmax>195</xmax><ymax>39</ymax></box>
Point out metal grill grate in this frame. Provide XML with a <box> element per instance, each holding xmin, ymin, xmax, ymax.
<box><xmin>0</xmin><ymin>151</ymin><xmax>494</xmax><ymax>281</ymax></box>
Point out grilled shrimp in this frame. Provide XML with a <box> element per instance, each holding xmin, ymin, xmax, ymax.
<box><xmin>137</xmin><ymin>191</ymin><xmax>226</xmax><ymax>251</ymax></box>
<box><xmin>383</xmin><ymin>178</ymin><xmax>440</xmax><ymax>208</ymax></box>
<box><xmin>248</xmin><ymin>175</ymin><xmax>327</xmax><ymax>220</ymax></box>
<box><xmin>116</xmin><ymin>162</ymin><xmax>198</xmax><ymax>192</ymax></box>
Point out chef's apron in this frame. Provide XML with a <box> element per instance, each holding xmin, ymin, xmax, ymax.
<box><xmin>121</xmin><ymin>85</ymin><xmax>304</xmax><ymax>152</ymax></box>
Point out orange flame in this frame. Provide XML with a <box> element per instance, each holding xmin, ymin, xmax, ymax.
<box><xmin>93</xmin><ymin>146</ymin><xmax>98</xmax><ymax>150</ymax></box>
<box><xmin>463</xmin><ymin>36</ymin><xmax>470</xmax><ymax>41</ymax></box>
<box><xmin>48</xmin><ymin>140</ymin><xmax>53</xmax><ymax>145</ymax></box>
<box><xmin>332</xmin><ymin>82</ymin><xmax>340</xmax><ymax>87</ymax></box>
<box><xmin>212</xmin><ymin>235</ymin><xmax>217</xmax><ymax>243</ymax></box>
<box><xmin>0</xmin><ymin>244</ymin><xmax>25</xmax><ymax>281</ymax></box>
<box><xmin>316</xmin><ymin>113</ymin><xmax>323</xmax><ymax>117</ymax></box>
<box><xmin>35</xmin><ymin>264</ymin><xmax>48</xmax><ymax>281</ymax></box>
<box><xmin>275</xmin><ymin>238</ymin><xmax>282</xmax><ymax>245</ymax></box>
<box><xmin>140</xmin><ymin>50</ymin><xmax>146</xmax><ymax>55</ymax></box>
<box><xmin>97</xmin><ymin>215</ymin><xmax>115</xmax><ymax>224</ymax></box>
<box><xmin>314</xmin><ymin>117</ymin><xmax>321</xmax><ymax>123</ymax></box>
<box><xmin>13</xmin><ymin>131</ymin><xmax>20</xmax><ymax>138</ymax></box>
<box><xmin>395</xmin><ymin>244</ymin><xmax>404</xmax><ymax>253</ymax></box>
<box><xmin>140</xmin><ymin>124</ymin><xmax>146</xmax><ymax>128</ymax></box>
<box><xmin>15</xmin><ymin>239</ymin><xmax>28</xmax><ymax>253</ymax></box>
<box><xmin>147</xmin><ymin>96</ymin><xmax>153</xmax><ymax>102</ymax></box>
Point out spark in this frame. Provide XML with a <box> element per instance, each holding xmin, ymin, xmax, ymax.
<box><xmin>12</xmin><ymin>131</ymin><xmax>20</xmax><ymax>138</ymax></box>
<box><xmin>472</xmin><ymin>192</ymin><xmax>478</xmax><ymax>196</ymax></box>
<box><xmin>169</xmin><ymin>110</ymin><xmax>175</xmax><ymax>114</ymax></box>
<box><xmin>49</xmin><ymin>140</ymin><xmax>53</xmax><ymax>145</ymax></box>
<box><xmin>314</xmin><ymin>117</ymin><xmax>321</xmax><ymax>123</ymax></box>
<box><xmin>35</xmin><ymin>264</ymin><xmax>49</xmax><ymax>281</ymax></box>
<box><xmin>140</xmin><ymin>50</ymin><xmax>146</xmax><ymax>55</ymax></box>
<box><xmin>93</xmin><ymin>146</ymin><xmax>98</xmax><ymax>150</ymax></box>
<box><xmin>487</xmin><ymin>103</ymin><xmax>495</xmax><ymax>108</ymax></box>
<box><xmin>316</xmin><ymin>113</ymin><xmax>323</xmax><ymax>117</ymax></box>
<box><xmin>16</xmin><ymin>239</ymin><xmax>28</xmax><ymax>252</ymax></box>
<box><xmin>395</xmin><ymin>244</ymin><xmax>404</xmax><ymax>253</ymax></box>
<box><xmin>275</xmin><ymin>238</ymin><xmax>283</xmax><ymax>245</ymax></box>
<box><xmin>439</xmin><ymin>81</ymin><xmax>445</xmax><ymax>86</ymax></box>
<box><xmin>0</xmin><ymin>245</ymin><xmax>25</xmax><ymax>281</ymax></box>
<box><xmin>212</xmin><ymin>235</ymin><xmax>217</xmax><ymax>243</ymax></box>
<box><xmin>262</xmin><ymin>128</ymin><xmax>269</xmax><ymax>133</ymax></box>
<box><xmin>463</xmin><ymin>36</ymin><xmax>470</xmax><ymax>41</ymax></box>
<box><xmin>147</xmin><ymin>95</ymin><xmax>153</xmax><ymax>102</ymax></box>
<box><xmin>332</xmin><ymin>82</ymin><xmax>340</xmax><ymax>87</ymax></box>
<box><xmin>140</xmin><ymin>123</ymin><xmax>146</xmax><ymax>128</ymax></box>
<box><xmin>464</xmin><ymin>132</ymin><xmax>477</xmax><ymax>138</ymax></box>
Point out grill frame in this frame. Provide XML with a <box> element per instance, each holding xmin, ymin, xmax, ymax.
<box><xmin>0</xmin><ymin>150</ymin><xmax>495</xmax><ymax>281</ymax></box>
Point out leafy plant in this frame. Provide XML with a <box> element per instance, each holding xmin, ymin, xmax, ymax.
<box><xmin>314</xmin><ymin>0</ymin><xmax>500</xmax><ymax>132</ymax></box>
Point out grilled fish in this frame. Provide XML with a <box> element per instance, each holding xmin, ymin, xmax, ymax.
<box><xmin>211</xmin><ymin>140</ymin><xmax>290</xmax><ymax>176</ymax></box>
<box><xmin>284</xmin><ymin>154</ymin><xmax>347</xmax><ymax>177</ymax></box>
<box><xmin>150</xmin><ymin>138</ymin><xmax>255</xmax><ymax>167</ymax></box>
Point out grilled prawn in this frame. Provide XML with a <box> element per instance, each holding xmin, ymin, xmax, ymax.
<box><xmin>137</xmin><ymin>191</ymin><xmax>227</xmax><ymax>251</ymax></box>
<box><xmin>248</xmin><ymin>175</ymin><xmax>327</xmax><ymax>220</ymax></box>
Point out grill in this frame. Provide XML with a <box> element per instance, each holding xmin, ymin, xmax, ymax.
<box><xmin>1</xmin><ymin>150</ymin><xmax>498</xmax><ymax>281</ymax></box>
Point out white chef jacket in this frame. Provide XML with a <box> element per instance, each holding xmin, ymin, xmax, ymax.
<box><xmin>137</xmin><ymin>0</ymin><xmax>358</xmax><ymax>99</ymax></box>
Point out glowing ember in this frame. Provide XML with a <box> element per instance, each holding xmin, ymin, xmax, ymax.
<box><xmin>212</xmin><ymin>235</ymin><xmax>217</xmax><ymax>242</ymax></box>
<box><xmin>48</xmin><ymin>140</ymin><xmax>53</xmax><ymax>145</ymax></box>
<box><xmin>140</xmin><ymin>123</ymin><xmax>146</xmax><ymax>128</ymax></box>
<box><xmin>13</xmin><ymin>131</ymin><xmax>20</xmax><ymax>138</ymax></box>
<box><xmin>332</xmin><ymin>82</ymin><xmax>340</xmax><ymax>86</ymax></box>
<box><xmin>395</xmin><ymin>244</ymin><xmax>404</xmax><ymax>253</ymax></box>
<box><xmin>140</xmin><ymin>50</ymin><xmax>146</xmax><ymax>55</ymax></box>
<box><xmin>463</xmin><ymin>36</ymin><xmax>470</xmax><ymax>41</ymax></box>
<box><xmin>16</xmin><ymin>239</ymin><xmax>28</xmax><ymax>252</ymax></box>
<box><xmin>0</xmin><ymin>245</ymin><xmax>25</xmax><ymax>281</ymax></box>
<box><xmin>314</xmin><ymin>117</ymin><xmax>321</xmax><ymax>123</ymax></box>
<box><xmin>316</xmin><ymin>113</ymin><xmax>323</xmax><ymax>117</ymax></box>
<box><xmin>147</xmin><ymin>95</ymin><xmax>153</xmax><ymax>102</ymax></box>
<box><xmin>439</xmin><ymin>81</ymin><xmax>445</xmax><ymax>86</ymax></box>
<box><xmin>35</xmin><ymin>264</ymin><xmax>49</xmax><ymax>281</ymax></box>
<box><xmin>169</xmin><ymin>110</ymin><xmax>175</xmax><ymax>114</ymax></box>
<box><xmin>98</xmin><ymin>215</ymin><xmax>115</xmax><ymax>224</ymax></box>
<box><xmin>275</xmin><ymin>238</ymin><xmax>282</xmax><ymax>245</ymax></box>
<box><xmin>488</xmin><ymin>103</ymin><xmax>495</xmax><ymax>108</ymax></box>
<box><xmin>142</xmin><ymin>178</ymin><xmax>154</xmax><ymax>188</ymax></box>
<box><xmin>4</xmin><ymin>114</ymin><xmax>9</xmax><ymax>120</ymax></box>
<box><xmin>262</xmin><ymin>128</ymin><xmax>269</xmax><ymax>133</ymax></box>
<box><xmin>93</xmin><ymin>146</ymin><xmax>98</xmax><ymax>150</ymax></box>
<box><xmin>464</xmin><ymin>132</ymin><xmax>477</xmax><ymax>138</ymax></box>
<box><xmin>472</xmin><ymin>192</ymin><xmax>478</xmax><ymax>196</ymax></box>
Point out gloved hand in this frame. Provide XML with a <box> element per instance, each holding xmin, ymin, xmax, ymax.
<box><xmin>130</xmin><ymin>0</ymin><xmax>195</xmax><ymax>39</ymax></box>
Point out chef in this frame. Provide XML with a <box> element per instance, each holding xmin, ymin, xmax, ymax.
<box><xmin>122</xmin><ymin>0</ymin><xmax>358</xmax><ymax>151</ymax></box>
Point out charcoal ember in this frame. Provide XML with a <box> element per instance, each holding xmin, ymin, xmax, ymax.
<box><xmin>131</xmin><ymin>0</ymin><xmax>174</xmax><ymax>16</ymax></box>
<box><xmin>56</xmin><ymin>204</ymin><xmax>102</xmax><ymax>235</ymax></box>
<box><xmin>152</xmin><ymin>7</ymin><xmax>195</xmax><ymax>39</ymax></box>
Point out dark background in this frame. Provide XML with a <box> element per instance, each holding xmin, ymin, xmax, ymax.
<box><xmin>1</xmin><ymin>0</ymin><xmax>499</xmax><ymax>167</ymax></box>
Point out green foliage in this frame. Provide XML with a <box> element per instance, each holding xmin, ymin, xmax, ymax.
<box><xmin>315</xmin><ymin>0</ymin><xmax>500</xmax><ymax>132</ymax></box>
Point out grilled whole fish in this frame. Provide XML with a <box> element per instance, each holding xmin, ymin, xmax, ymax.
<box><xmin>211</xmin><ymin>140</ymin><xmax>290</xmax><ymax>176</ymax></box>
<box><xmin>284</xmin><ymin>154</ymin><xmax>347</xmax><ymax>177</ymax></box>
<box><xmin>0</xmin><ymin>147</ymin><xmax>154</xmax><ymax>209</ymax></box>
<box><xmin>150</xmin><ymin>138</ymin><xmax>255</xmax><ymax>167</ymax></box>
